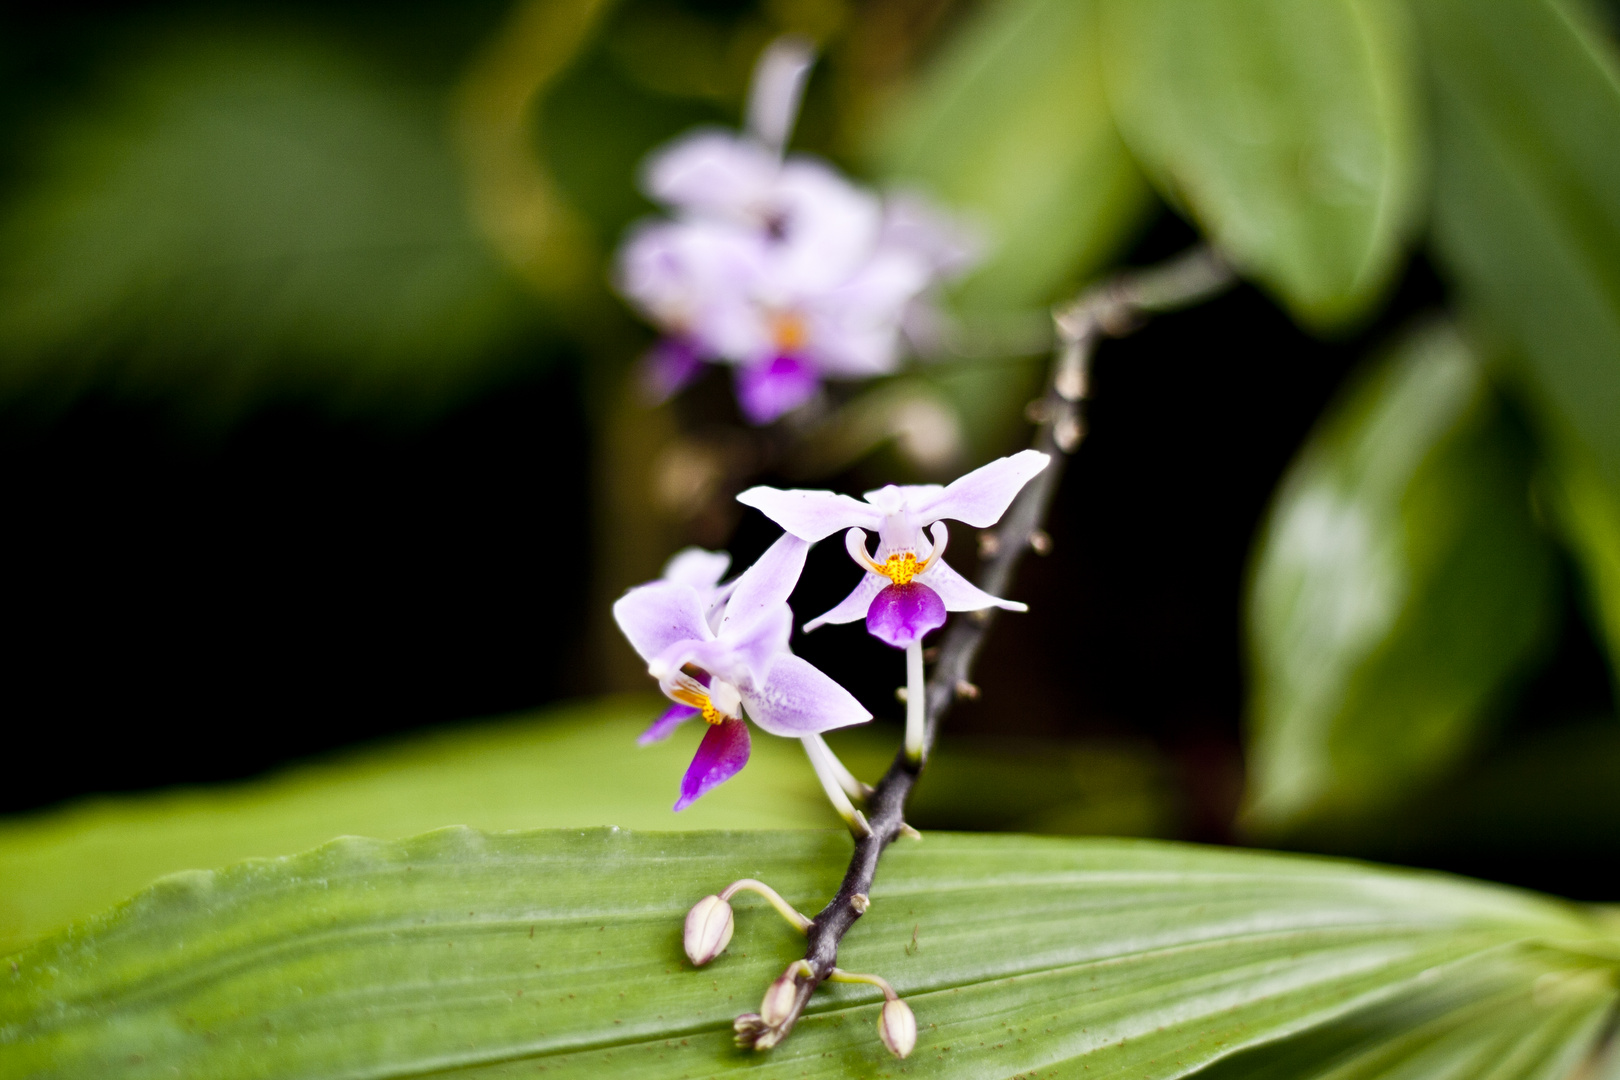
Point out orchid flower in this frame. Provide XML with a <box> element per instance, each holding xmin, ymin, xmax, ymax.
<box><xmin>613</xmin><ymin>533</ymin><xmax>872</xmax><ymax>820</ymax></box>
<box><xmin>613</xmin><ymin>37</ymin><xmax>977</xmax><ymax>424</ymax></box>
<box><xmin>737</xmin><ymin>449</ymin><xmax>1049</xmax><ymax>759</ymax></box>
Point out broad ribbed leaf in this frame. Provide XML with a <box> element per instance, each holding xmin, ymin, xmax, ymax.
<box><xmin>870</xmin><ymin>0</ymin><xmax>1152</xmax><ymax>313</ymax></box>
<box><xmin>0</xmin><ymin>700</ymin><xmax>857</xmax><ymax>959</ymax></box>
<box><xmin>1415</xmin><ymin>0</ymin><xmax>1620</xmax><ymax>508</ymax></box>
<box><xmin>3</xmin><ymin>829</ymin><xmax>1613</xmax><ymax>1078</ymax></box>
<box><xmin>1099</xmin><ymin>0</ymin><xmax>1422</xmax><ymax>329</ymax></box>
<box><xmin>1245</xmin><ymin>323</ymin><xmax>1557</xmax><ymax>834</ymax></box>
<box><xmin>0</xmin><ymin>702</ymin><xmax>1177</xmax><ymax>960</ymax></box>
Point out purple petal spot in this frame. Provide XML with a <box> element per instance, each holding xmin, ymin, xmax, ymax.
<box><xmin>639</xmin><ymin>338</ymin><xmax>706</xmax><ymax>405</ymax></box>
<box><xmin>735</xmin><ymin>355</ymin><xmax>819</xmax><ymax>425</ymax></box>
<box><xmin>639</xmin><ymin>704</ymin><xmax>700</xmax><ymax>746</ymax></box>
<box><xmin>674</xmin><ymin>717</ymin><xmax>752</xmax><ymax>810</ymax></box>
<box><xmin>865</xmin><ymin>582</ymin><xmax>946</xmax><ymax>649</ymax></box>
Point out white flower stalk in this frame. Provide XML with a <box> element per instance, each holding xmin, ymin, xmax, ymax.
<box><xmin>829</xmin><ymin>968</ymin><xmax>916</xmax><ymax>1058</ymax></box>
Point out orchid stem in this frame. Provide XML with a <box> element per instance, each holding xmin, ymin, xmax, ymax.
<box><xmin>737</xmin><ymin>244</ymin><xmax>1236</xmax><ymax>1053</ymax></box>
<box><xmin>803</xmin><ymin>732</ymin><xmax>873</xmax><ymax>801</ymax></box>
<box><xmin>828</xmin><ymin>968</ymin><xmax>899</xmax><ymax>1001</ymax></box>
<box><xmin>801</xmin><ymin>736</ymin><xmax>873</xmax><ymax>838</ymax></box>
<box><xmin>903</xmin><ymin>641</ymin><xmax>925</xmax><ymax>763</ymax></box>
<box><xmin>721</xmin><ymin>879</ymin><xmax>813</xmax><ymax>932</ymax></box>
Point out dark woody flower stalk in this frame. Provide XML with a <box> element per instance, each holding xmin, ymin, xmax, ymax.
<box><xmin>734</xmin><ymin>244</ymin><xmax>1236</xmax><ymax>1052</ymax></box>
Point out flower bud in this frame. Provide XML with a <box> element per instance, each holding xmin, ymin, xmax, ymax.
<box><xmin>760</xmin><ymin>967</ymin><xmax>800</xmax><ymax>1028</ymax></box>
<box><xmin>683</xmin><ymin>894</ymin><xmax>734</xmax><ymax>966</ymax></box>
<box><xmin>878</xmin><ymin>997</ymin><xmax>917</xmax><ymax>1059</ymax></box>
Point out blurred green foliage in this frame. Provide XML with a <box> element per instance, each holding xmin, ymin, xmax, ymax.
<box><xmin>9</xmin><ymin>827</ymin><xmax>1616</xmax><ymax>1079</ymax></box>
<box><xmin>0</xmin><ymin>28</ymin><xmax>537</xmax><ymax>421</ymax></box>
<box><xmin>1098</xmin><ymin>0</ymin><xmax>1423</xmax><ymax>330</ymax></box>
<box><xmin>1245</xmin><ymin>323</ymin><xmax>1557</xmax><ymax>835</ymax></box>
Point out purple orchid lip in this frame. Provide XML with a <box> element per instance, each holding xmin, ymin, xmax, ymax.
<box><xmin>735</xmin><ymin>354</ymin><xmax>819</xmax><ymax>424</ymax></box>
<box><xmin>865</xmin><ymin>582</ymin><xmax>946</xmax><ymax>649</ymax></box>
<box><xmin>640</xmin><ymin>337</ymin><xmax>707</xmax><ymax>405</ymax></box>
<box><xmin>674</xmin><ymin>716</ymin><xmax>752</xmax><ymax>810</ymax></box>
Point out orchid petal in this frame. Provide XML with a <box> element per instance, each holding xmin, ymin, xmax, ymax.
<box><xmin>613</xmin><ymin>583</ymin><xmax>713</xmax><ymax>663</ymax></box>
<box><xmin>643</xmin><ymin>131</ymin><xmax>777</xmax><ymax>217</ymax></box>
<box><xmin>673</xmin><ymin>717</ymin><xmax>751</xmax><ymax>810</ymax></box>
<box><xmin>722</xmin><ymin>603</ymin><xmax>795</xmax><ymax>689</ymax></box>
<box><xmin>918</xmin><ymin>557</ymin><xmax>1027</xmax><ymax>613</ymax></box>
<box><xmin>742</xmin><ymin>654</ymin><xmax>871</xmax><ymax>737</ymax></box>
<box><xmin>719</xmin><ymin>534</ymin><xmax>808</xmax><ymax>637</ymax></box>
<box><xmin>736</xmin><ymin>485</ymin><xmax>883</xmax><ymax>541</ymax></box>
<box><xmin>640</xmin><ymin>705</ymin><xmax>700</xmax><ymax>745</ymax></box>
<box><xmin>638</xmin><ymin>338</ymin><xmax>706</xmax><ymax>404</ymax></box>
<box><xmin>746</xmin><ymin>36</ymin><xmax>813</xmax><ymax>152</ymax></box>
<box><xmin>910</xmin><ymin>449</ymin><xmax>1050</xmax><ymax>527</ymax></box>
<box><xmin>661</xmin><ymin>547</ymin><xmax>731</xmax><ymax>591</ymax></box>
<box><xmin>803</xmin><ymin>571</ymin><xmax>886</xmax><ymax>632</ymax></box>
<box><xmin>862</xmin><ymin>482</ymin><xmax>944</xmax><ymax>512</ymax></box>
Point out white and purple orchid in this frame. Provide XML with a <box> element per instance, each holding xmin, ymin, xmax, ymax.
<box><xmin>737</xmin><ymin>449</ymin><xmax>1050</xmax><ymax>647</ymax></box>
<box><xmin>613</xmin><ymin>37</ymin><xmax>977</xmax><ymax>425</ymax></box>
<box><xmin>737</xmin><ymin>449</ymin><xmax>1049</xmax><ymax>760</ymax></box>
<box><xmin>613</xmin><ymin>533</ymin><xmax>871</xmax><ymax>812</ymax></box>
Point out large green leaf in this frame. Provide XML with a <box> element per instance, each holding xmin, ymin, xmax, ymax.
<box><xmin>1099</xmin><ymin>0</ymin><xmax>1422</xmax><ymax>329</ymax></box>
<box><xmin>869</xmin><ymin>0</ymin><xmax>1153</xmax><ymax>314</ymax></box>
<box><xmin>1245</xmin><ymin>323</ymin><xmax>1558</xmax><ymax>835</ymax></box>
<box><xmin>0</xmin><ymin>700</ymin><xmax>1177</xmax><ymax>961</ymax></box>
<box><xmin>0</xmin><ymin>698</ymin><xmax>854</xmax><ymax>959</ymax></box>
<box><xmin>4</xmin><ymin>829</ymin><xmax>1615</xmax><ymax>1078</ymax></box>
<box><xmin>0</xmin><ymin>29</ymin><xmax>536</xmax><ymax>419</ymax></box>
<box><xmin>1415</xmin><ymin>0</ymin><xmax>1620</xmax><ymax>507</ymax></box>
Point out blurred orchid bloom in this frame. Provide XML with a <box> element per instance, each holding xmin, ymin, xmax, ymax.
<box><xmin>738</xmin><ymin>450</ymin><xmax>1050</xmax><ymax>648</ymax></box>
<box><xmin>614</xmin><ymin>38</ymin><xmax>978</xmax><ymax>424</ymax></box>
<box><xmin>613</xmin><ymin>533</ymin><xmax>870</xmax><ymax>810</ymax></box>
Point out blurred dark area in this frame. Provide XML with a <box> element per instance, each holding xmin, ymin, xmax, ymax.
<box><xmin>2</xmin><ymin>0</ymin><xmax>1618</xmax><ymax>911</ymax></box>
<box><xmin>0</xmin><ymin>363</ymin><xmax>591</xmax><ymax>812</ymax></box>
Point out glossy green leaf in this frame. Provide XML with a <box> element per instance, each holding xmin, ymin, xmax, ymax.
<box><xmin>0</xmin><ymin>30</ymin><xmax>535</xmax><ymax>420</ymax></box>
<box><xmin>0</xmin><ymin>698</ymin><xmax>861</xmax><ymax>959</ymax></box>
<box><xmin>1245</xmin><ymin>323</ymin><xmax>1557</xmax><ymax>834</ymax></box>
<box><xmin>1415</xmin><ymin>0</ymin><xmax>1620</xmax><ymax>509</ymax></box>
<box><xmin>869</xmin><ymin>0</ymin><xmax>1153</xmax><ymax>313</ymax></box>
<box><xmin>1099</xmin><ymin>0</ymin><xmax>1422</xmax><ymax>329</ymax></box>
<box><xmin>5</xmin><ymin>828</ymin><xmax>1616</xmax><ymax>1078</ymax></box>
<box><xmin>0</xmin><ymin>701</ymin><xmax>1178</xmax><ymax>961</ymax></box>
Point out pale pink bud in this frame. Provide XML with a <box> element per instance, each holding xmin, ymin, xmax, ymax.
<box><xmin>683</xmin><ymin>894</ymin><xmax>734</xmax><ymax>966</ymax></box>
<box><xmin>760</xmin><ymin>968</ymin><xmax>800</xmax><ymax>1028</ymax></box>
<box><xmin>879</xmin><ymin>997</ymin><xmax>916</xmax><ymax>1058</ymax></box>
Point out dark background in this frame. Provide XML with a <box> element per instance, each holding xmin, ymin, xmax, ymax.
<box><xmin>2</xmin><ymin>1</ymin><xmax>1615</xmax><ymax>904</ymax></box>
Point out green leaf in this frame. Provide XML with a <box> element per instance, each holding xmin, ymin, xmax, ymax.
<box><xmin>1414</xmin><ymin>0</ymin><xmax>1620</xmax><ymax>503</ymax></box>
<box><xmin>0</xmin><ymin>29</ymin><xmax>536</xmax><ymax>420</ymax></box>
<box><xmin>0</xmin><ymin>698</ymin><xmax>868</xmax><ymax>959</ymax></box>
<box><xmin>4</xmin><ymin>829</ymin><xmax>1615</xmax><ymax>1078</ymax></box>
<box><xmin>1540</xmin><ymin>444</ymin><xmax>1620</xmax><ymax>696</ymax></box>
<box><xmin>1245</xmin><ymin>322</ymin><xmax>1558</xmax><ymax>835</ymax></box>
<box><xmin>868</xmin><ymin>0</ymin><xmax>1154</xmax><ymax>314</ymax></box>
<box><xmin>1099</xmin><ymin>0</ymin><xmax>1423</xmax><ymax>329</ymax></box>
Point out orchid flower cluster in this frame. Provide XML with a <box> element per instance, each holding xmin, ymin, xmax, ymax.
<box><xmin>614</xmin><ymin>37</ymin><xmax>978</xmax><ymax>425</ymax></box>
<box><xmin>611</xmin><ymin>449</ymin><xmax>1048</xmax><ymax>1057</ymax></box>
